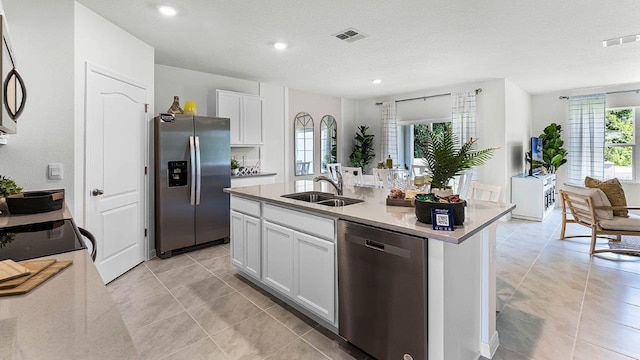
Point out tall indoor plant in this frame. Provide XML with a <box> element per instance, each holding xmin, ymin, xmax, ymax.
<box><xmin>539</xmin><ymin>123</ymin><xmax>567</xmax><ymax>172</ymax></box>
<box><xmin>349</xmin><ymin>125</ymin><xmax>375</xmax><ymax>173</ymax></box>
<box><xmin>418</xmin><ymin>129</ymin><xmax>496</xmax><ymax>192</ymax></box>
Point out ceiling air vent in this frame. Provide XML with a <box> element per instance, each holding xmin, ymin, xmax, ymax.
<box><xmin>333</xmin><ymin>28</ymin><xmax>368</xmax><ymax>43</ymax></box>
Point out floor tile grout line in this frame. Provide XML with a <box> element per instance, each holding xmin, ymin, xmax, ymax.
<box><xmin>139</xmin><ymin>259</ymin><xmax>232</xmax><ymax>358</ymax></box>
<box><xmin>496</xmin><ymin>219</ymin><xmax>562</xmax><ymax>320</ymax></box>
<box><xmin>298</xmin><ymin>335</ymin><xmax>334</xmax><ymax>360</ymax></box>
<box><xmin>569</xmin><ymin>251</ymin><xmax>593</xmax><ymax>360</ymax></box>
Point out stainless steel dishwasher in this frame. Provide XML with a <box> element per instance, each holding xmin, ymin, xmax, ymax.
<box><xmin>338</xmin><ymin>220</ymin><xmax>427</xmax><ymax>360</ymax></box>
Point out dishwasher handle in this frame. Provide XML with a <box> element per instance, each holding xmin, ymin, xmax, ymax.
<box><xmin>365</xmin><ymin>240</ymin><xmax>385</xmax><ymax>251</ymax></box>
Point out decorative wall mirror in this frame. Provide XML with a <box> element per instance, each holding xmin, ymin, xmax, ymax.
<box><xmin>320</xmin><ymin>115</ymin><xmax>337</xmax><ymax>174</ymax></box>
<box><xmin>0</xmin><ymin>14</ymin><xmax>25</xmax><ymax>135</ymax></box>
<box><xmin>294</xmin><ymin>112</ymin><xmax>314</xmax><ymax>176</ymax></box>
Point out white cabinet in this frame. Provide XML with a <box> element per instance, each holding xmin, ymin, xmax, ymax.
<box><xmin>263</xmin><ymin>221</ymin><xmax>294</xmax><ymax>297</ymax></box>
<box><xmin>511</xmin><ymin>173</ymin><xmax>556</xmax><ymax>221</ymax></box>
<box><xmin>293</xmin><ymin>231</ymin><xmax>335</xmax><ymax>323</ymax></box>
<box><xmin>230</xmin><ymin>197</ymin><xmax>262</xmax><ymax>280</ymax></box>
<box><xmin>216</xmin><ymin>90</ymin><xmax>263</xmax><ymax>146</ymax></box>
<box><xmin>230</xmin><ymin>195</ymin><xmax>337</xmax><ymax>326</ymax></box>
<box><xmin>230</xmin><ymin>175</ymin><xmax>276</xmax><ymax>188</ymax></box>
<box><xmin>244</xmin><ymin>216</ymin><xmax>261</xmax><ymax>279</ymax></box>
<box><xmin>216</xmin><ymin>91</ymin><xmax>242</xmax><ymax>144</ymax></box>
<box><xmin>230</xmin><ymin>210</ymin><xmax>245</xmax><ymax>268</ymax></box>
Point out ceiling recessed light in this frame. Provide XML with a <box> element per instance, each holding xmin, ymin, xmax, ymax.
<box><xmin>274</xmin><ymin>42</ymin><xmax>288</xmax><ymax>50</ymax></box>
<box><xmin>158</xmin><ymin>6</ymin><xmax>177</xmax><ymax>16</ymax></box>
<box><xmin>372</xmin><ymin>79</ymin><xmax>382</xmax><ymax>85</ymax></box>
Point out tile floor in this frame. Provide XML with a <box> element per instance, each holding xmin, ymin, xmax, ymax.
<box><xmin>108</xmin><ymin>209</ymin><xmax>640</xmax><ymax>360</ymax></box>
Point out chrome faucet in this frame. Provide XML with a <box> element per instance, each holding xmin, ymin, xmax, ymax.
<box><xmin>314</xmin><ymin>171</ymin><xmax>343</xmax><ymax>195</ymax></box>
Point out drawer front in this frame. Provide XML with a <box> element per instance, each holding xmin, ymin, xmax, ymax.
<box><xmin>231</xmin><ymin>196</ymin><xmax>261</xmax><ymax>217</ymax></box>
<box><xmin>263</xmin><ymin>204</ymin><xmax>335</xmax><ymax>241</ymax></box>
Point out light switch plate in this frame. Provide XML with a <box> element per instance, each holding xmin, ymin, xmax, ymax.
<box><xmin>48</xmin><ymin>163</ymin><xmax>63</xmax><ymax>180</ymax></box>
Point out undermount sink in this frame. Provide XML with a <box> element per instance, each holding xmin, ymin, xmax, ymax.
<box><xmin>281</xmin><ymin>191</ymin><xmax>364</xmax><ymax>207</ymax></box>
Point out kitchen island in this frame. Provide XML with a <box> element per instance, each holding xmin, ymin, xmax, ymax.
<box><xmin>0</xmin><ymin>207</ymin><xmax>139</xmax><ymax>359</ymax></box>
<box><xmin>225</xmin><ymin>181</ymin><xmax>515</xmax><ymax>360</ymax></box>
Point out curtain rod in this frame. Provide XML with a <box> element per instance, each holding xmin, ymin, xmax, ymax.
<box><xmin>559</xmin><ymin>88</ymin><xmax>640</xmax><ymax>100</ymax></box>
<box><xmin>375</xmin><ymin>88</ymin><xmax>482</xmax><ymax>106</ymax></box>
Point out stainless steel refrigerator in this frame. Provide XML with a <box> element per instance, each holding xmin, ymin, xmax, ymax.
<box><xmin>154</xmin><ymin>114</ymin><xmax>230</xmax><ymax>258</ymax></box>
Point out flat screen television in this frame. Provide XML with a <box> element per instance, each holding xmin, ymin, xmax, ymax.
<box><xmin>529</xmin><ymin>136</ymin><xmax>543</xmax><ymax>176</ymax></box>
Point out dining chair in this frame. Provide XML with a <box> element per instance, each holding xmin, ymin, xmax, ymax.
<box><xmin>411</xmin><ymin>164</ymin><xmax>427</xmax><ymax>177</ymax></box>
<box><xmin>326</xmin><ymin>163</ymin><xmax>343</xmax><ymax>181</ymax></box>
<box><xmin>372</xmin><ymin>168</ymin><xmax>390</xmax><ymax>189</ymax></box>
<box><xmin>467</xmin><ymin>182</ymin><xmax>502</xmax><ymax>203</ymax></box>
<box><xmin>342</xmin><ymin>166</ymin><xmax>364</xmax><ymax>186</ymax></box>
<box><xmin>454</xmin><ymin>169</ymin><xmax>474</xmax><ymax>198</ymax></box>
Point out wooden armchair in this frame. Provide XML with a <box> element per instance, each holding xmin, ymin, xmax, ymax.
<box><xmin>559</xmin><ymin>189</ymin><xmax>640</xmax><ymax>255</ymax></box>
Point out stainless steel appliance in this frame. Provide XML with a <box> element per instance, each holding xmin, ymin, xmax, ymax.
<box><xmin>0</xmin><ymin>220</ymin><xmax>86</xmax><ymax>261</ymax></box>
<box><xmin>338</xmin><ymin>220</ymin><xmax>427</xmax><ymax>360</ymax></box>
<box><xmin>154</xmin><ymin>114</ymin><xmax>230</xmax><ymax>258</ymax></box>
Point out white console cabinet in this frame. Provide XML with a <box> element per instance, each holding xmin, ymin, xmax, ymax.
<box><xmin>511</xmin><ymin>173</ymin><xmax>556</xmax><ymax>221</ymax></box>
<box><xmin>216</xmin><ymin>90</ymin><xmax>264</xmax><ymax>146</ymax></box>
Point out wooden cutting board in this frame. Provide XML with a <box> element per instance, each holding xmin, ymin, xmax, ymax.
<box><xmin>0</xmin><ymin>260</ymin><xmax>72</xmax><ymax>296</ymax></box>
<box><xmin>0</xmin><ymin>259</ymin><xmax>31</xmax><ymax>282</ymax></box>
<box><xmin>0</xmin><ymin>259</ymin><xmax>56</xmax><ymax>289</ymax></box>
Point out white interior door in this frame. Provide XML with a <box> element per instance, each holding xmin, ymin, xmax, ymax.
<box><xmin>85</xmin><ymin>64</ymin><xmax>147</xmax><ymax>284</ymax></box>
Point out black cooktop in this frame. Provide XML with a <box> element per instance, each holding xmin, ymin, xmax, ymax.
<box><xmin>0</xmin><ymin>219</ymin><xmax>86</xmax><ymax>261</ymax></box>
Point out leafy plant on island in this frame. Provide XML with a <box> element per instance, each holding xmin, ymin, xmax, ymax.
<box><xmin>539</xmin><ymin>123</ymin><xmax>567</xmax><ymax>171</ymax></box>
<box><xmin>349</xmin><ymin>125</ymin><xmax>375</xmax><ymax>173</ymax></box>
<box><xmin>0</xmin><ymin>175</ymin><xmax>22</xmax><ymax>198</ymax></box>
<box><xmin>417</xmin><ymin>129</ymin><xmax>496</xmax><ymax>190</ymax></box>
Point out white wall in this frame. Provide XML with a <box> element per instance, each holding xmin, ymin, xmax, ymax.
<box><xmin>154</xmin><ymin>64</ymin><xmax>258</xmax><ymax>116</ymax></box>
<box><xmin>532</xmin><ymin>82</ymin><xmax>640</xmax><ymax>201</ymax></box>
<box><xmin>0</xmin><ymin>0</ymin><xmax>75</xmax><ymax>211</ymax></box>
<box><xmin>504</xmin><ymin>79</ymin><xmax>532</xmax><ymax>201</ymax></box>
<box><xmin>74</xmin><ymin>3</ymin><xmax>154</xmax><ymax>229</ymax></box>
<box><xmin>288</xmin><ymin>89</ymin><xmax>342</xmax><ymax>181</ymax></box>
<box><xmin>260</xmin><ymin>82</ymin><xmax>286</xmax><ymax>183</ymax></box>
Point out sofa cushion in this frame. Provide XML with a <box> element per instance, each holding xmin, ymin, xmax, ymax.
<box><xmin>585</xmin><ymin>177</ymin><xmax>628</xmax><ymax>217</ymax></box>
<box><xmin>599</xmin><ymin>213</ymin><xmax>640</xmax><ymax>232</ymax></box>
<box><xmin>563</xmin><ymin>184</ymin><xmax>614</xmax><ymax>220</ymax></box>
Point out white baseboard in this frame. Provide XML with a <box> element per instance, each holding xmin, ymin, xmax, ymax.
<box><xmin>479</xmin><ymin>331</ymin><xmax>500</xmax><ymax>358</ymax></box>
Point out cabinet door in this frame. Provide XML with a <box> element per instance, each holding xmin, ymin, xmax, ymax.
<box><xmin>262</xmin><ymin>221</ymin><xmax>294</xmax><ymax>297</ymax></box>
<box><xmin>217</xmin><ymin>91</ymin><xmax>242</xmax><ymax>145</ymax></box>
<box><xmin>244</xmin><ymin>215</ymin><xmax>261</xmax><ymax>279</ymax></box>
<box><xmin>293</xmin><ymin>231</ymin><xmax>335</xmax><ymax>323</ymax></box>
<box><xmin>242</xmin><ymin>95</ymin><xmax>263</xmax><ymax>145</ymax></box>
<box><xmin>230</xmin><ymin>210</ymin><xmax>244</xmax><ymax>268</ymax></box>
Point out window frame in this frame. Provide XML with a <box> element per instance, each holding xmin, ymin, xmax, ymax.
<box><xmin>604</xmin><ymin>106</ymin><xmax>637</xmax><ymax>181</ymax></box>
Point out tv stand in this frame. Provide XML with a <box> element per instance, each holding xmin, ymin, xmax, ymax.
<box><xmin>511</xmin><ymin>173</ymin><xmax>556</xmax><ymax>221</ymax></box>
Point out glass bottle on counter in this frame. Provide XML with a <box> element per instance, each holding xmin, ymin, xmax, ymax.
<box><xmin>386</xmin><ymin>155</ymin><xmax>393</xmax><ymax>169</ymax></box>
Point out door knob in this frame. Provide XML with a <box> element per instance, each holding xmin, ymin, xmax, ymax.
<box><xmin>91</xmin><ymin>189</ymin><xmax>104</xmax><ymax>196</ymax></box>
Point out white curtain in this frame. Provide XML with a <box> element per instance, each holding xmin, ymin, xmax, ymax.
<box><xmin>451</xmin><ymin>92</ymin><xmax>478</xmax><ymax>185</ymax></box>
<box><xmin>567</xmin><ymin>94</ymin><xmax>605</xmax><ymax>184</ymax></box>
<box><xmin>451</xmin><ymin>91</ymin><xmax>477</xmax><ymax>145</ymax></box>
<box><xmin>381</xmin><ymin>102</ymin><xmax>398</xmax><ymax>166</ymax></box>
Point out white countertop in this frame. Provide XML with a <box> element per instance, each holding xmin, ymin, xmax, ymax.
<box><xmin>0</xmin><ymin>204</ymin><xmax>139</xmax><ymax>359</ymax></box>
<box><xmin>225</xmin><ymin>181</ymin><xmax>515</xmax><ymax>244</ymax></box>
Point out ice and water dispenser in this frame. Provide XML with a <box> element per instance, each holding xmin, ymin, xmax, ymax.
<box><xmin>168</xmin><ymin>161</ymin><xmax>188</xmax><ymax>187</ymax></box>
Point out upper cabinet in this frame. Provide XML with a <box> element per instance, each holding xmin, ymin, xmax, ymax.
<box><xmin>216</xmin><ymin>89</ymin><xmax>264</xmax><ymax>146</ymax></box>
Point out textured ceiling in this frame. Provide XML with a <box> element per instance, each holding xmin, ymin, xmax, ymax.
<box><xmin>77</xmin><ymin>0</ymin><xmax>640</xmax><ymax>99</ymax></box>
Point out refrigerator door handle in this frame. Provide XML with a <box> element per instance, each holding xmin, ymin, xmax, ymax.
<box><xmin>189</xmin><ymin>135</ymin><xmax>196</xmax><ymax>205</ymax></box>
<box><xmin>195</xmin><ymin>135</ymin><xmax>202</xmax><ymax>205</ymax></box>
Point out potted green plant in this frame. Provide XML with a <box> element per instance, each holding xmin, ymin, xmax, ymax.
<box><xmin>539</xmin><ymin>123</ymin><xmax>567</xmax><ymax>173</ymax></box>
<box><xmin>418</xmin><ymin>129</ymin><xmax>496</xmax><ymax>193</ymax></box>
<box><xmin>0</xmin><ymin>175</ymin><xmax>22</xmax><ymax>214</ymax></box>
<box><xmin>414</xmin><ymin>130</ymin><xmax>496</xmax><ymax>225</ymax></box>
<box><xmin>349</xmin><ymin>125</ymin><xmax>375</xmax><ymax>173</ymax></box>
<box><xmin>230</xmin><ymin>158</ymin><xmax>240</xmax><ymax>176</ymax></box>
